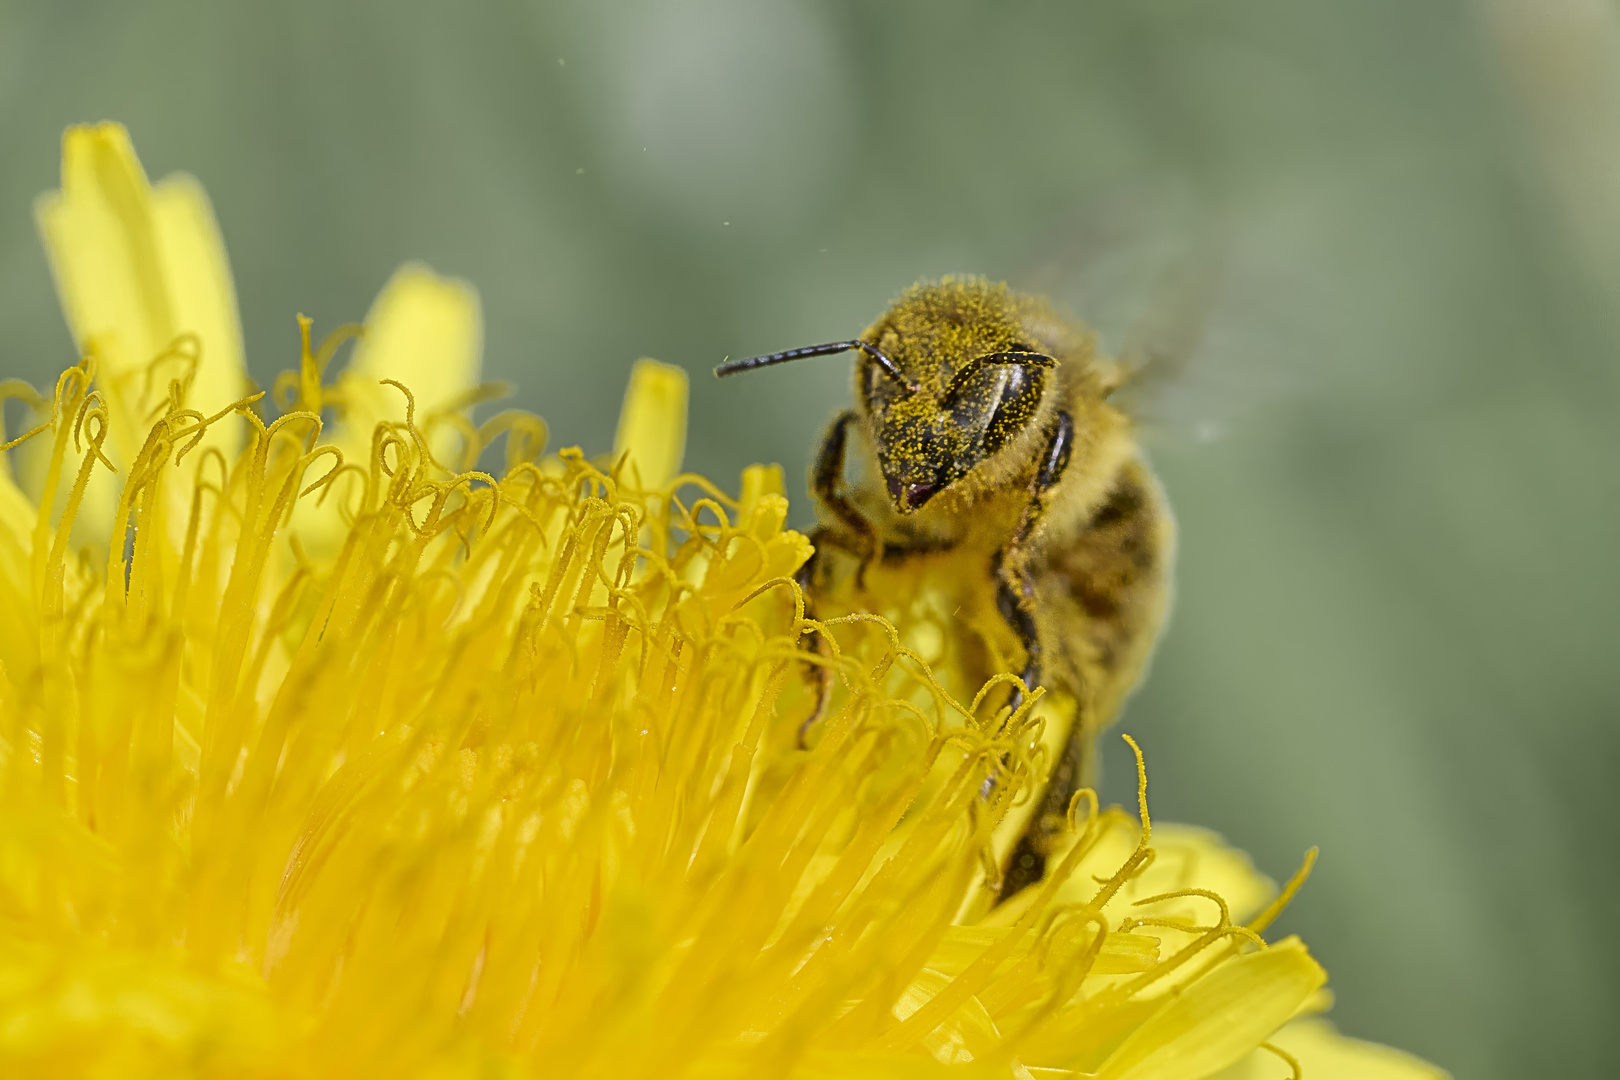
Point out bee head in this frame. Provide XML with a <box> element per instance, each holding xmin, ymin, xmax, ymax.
<box><xmin>713</xmin><ymin>277</ymin><xmax>1060</xmax><ymax>515</ymax></box>
<box><xmin>860</xmin><ymin>279</ymin><xmax>1056</xmax><ymax>513</ymax></box>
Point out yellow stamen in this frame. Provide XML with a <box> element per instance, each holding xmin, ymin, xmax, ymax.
<box><xmin>0</xmin><ymin>122</ymin><xmax>1446</xmax><ymax>1080</ymax></box>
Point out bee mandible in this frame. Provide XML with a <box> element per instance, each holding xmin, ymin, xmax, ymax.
<box><xmin>715</xmin><ymin>276</ymin><xmax>1174</xmax><ymax>901</ymax></box>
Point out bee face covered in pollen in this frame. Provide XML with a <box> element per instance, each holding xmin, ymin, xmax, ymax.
<box><xmin>867</xmin><ymin>392</ymin><xmax>967</xmax><ymax>513</ymax></box>
<box><xmin>859</xmin><ymin>282</ymin><xmax>1056</xmax><ymax>514</ymax></box>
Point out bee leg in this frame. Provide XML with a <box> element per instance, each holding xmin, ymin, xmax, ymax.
<box><xmin>994</xmin><ymin>549</ymin><xmax>1042</xmax><ymax>720</ymax></box>
<box><xmin>994</xmin><ymin>410</ymin><xmax>1078</xmax><ymax>904</ymax></box>
<box><xmin>795</xmin><ymin>411</ymin><xmax>876</xmax><ymax>748</ymax></box>
<box><xmin>813</xmin><ymin>410</ymin><xmax>879</xmax><ymax>587</ymax></box>
<box><xmin>997</xmin><ymin>716</ymin><xmax>1089</xmax><ymax>903</ymax></box>
<box><xmin>998</xmin><ymin>409</ymin><xmax>1074</xmax><ymax>717</ymax></box>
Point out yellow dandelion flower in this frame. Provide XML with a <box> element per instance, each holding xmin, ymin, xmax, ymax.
<box><xmin>0</xmin><ymin>123</ymin><xmax>1446</xmax><ymax>1079</ymax></box>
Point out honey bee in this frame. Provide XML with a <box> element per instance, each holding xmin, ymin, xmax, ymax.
<box><xmin>716</xmin><ymin>276</ymin><xmax>1174</xmax><ymax>901</ymax></box>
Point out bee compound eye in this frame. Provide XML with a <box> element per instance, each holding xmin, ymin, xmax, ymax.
<box><xmin>982</xmin><ymin>362</ymin><xmax>1042</xmax><ymax>456</ymax></box>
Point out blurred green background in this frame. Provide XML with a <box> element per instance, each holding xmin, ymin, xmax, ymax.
<box><xmin>2</xmin><ymin>1</ymin><xmax>1616</xmax><ymax>1075</ymax></box>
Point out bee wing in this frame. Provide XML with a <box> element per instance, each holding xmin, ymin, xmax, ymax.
<box><xmin>1020</xmin><ymin>181</ymin><xmax>1309</xmax><ymax>445</ymax></box>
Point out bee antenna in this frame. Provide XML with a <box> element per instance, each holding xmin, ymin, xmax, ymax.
<box><xmin>715</xmin><ymin>340</ymin><xmax>919</xmax><ymax>393</ymax></box>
